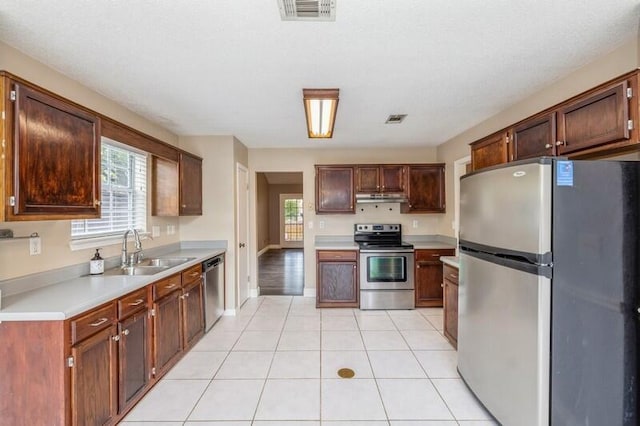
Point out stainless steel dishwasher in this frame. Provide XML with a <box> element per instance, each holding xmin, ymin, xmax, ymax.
<box><xmin>202</xmin><ymin>255</ymin><xmax>225</xmax><ymax>331</ymax></box>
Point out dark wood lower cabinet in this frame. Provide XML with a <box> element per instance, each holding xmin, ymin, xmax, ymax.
<box><xmin>71</xmin><ymin>325</ymin><xmax>118</xmax><ymax>426</ymax></box>
<box><xmin>316</xmin><ymin>250</ymin><xmax>359</xmax><ymax>307</ymax></box>
<box><xmin>414</xmin><ymin>249</ymin><xmax>455</xmax><ymax>308</ymax></box>
<box><xmin>182</xmin><ymin>278</ymin><xmax>205</xmax><ymax>350</ymax></box>
<box><xmin>118</xmin><ymin>310</ymin><xmax>150</xmax><ymax>412</ymax></box>
<box><xmin>153</xmin><ymin>289</ymin><xmax>183</xmax><ymax>377</ymax></box>
<box><xmin>443</xmin><ymin>263</ymin><xmax>459</xmax><ymax>349</ymax></box>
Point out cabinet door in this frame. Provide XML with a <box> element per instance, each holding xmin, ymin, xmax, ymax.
<box><xmin>513</xmin><ymin>113</ymin><xmax>556</xmax><ymax>160</ymax></box>
<box><xmin>414</xmin><ymin>249</ymin><xmax>455</xmax><ymax>307</ymax></box>
<box><xmin>182</xmin><ymin>279</ymin><xmax>205</xmax><ymax>350</ymax></box>
<box><xmin>71</xmin><ymin>325</ymin><xmax>118</xmax><ymax>426</ymax></box>
<box><xmin>402</xmin><ymin>165</ymin><xmax>445</xmax><ymax>213</ymax></box>
<box><xmin>443</xmin><ymin>278</ymin><xmax>458</xmax><ymax>348</ymax></box>
<box><xmin>470</xmin><ymin>130</ymin><xmax>510</xmax><ymax>171</ymax></box>
<box><xmin>153</xmin><ymin>290</ymin><xmax>183</xmax><ymax>377</ymax></box>
<box><xmin>355</xmin><ymin>166</ymin><xmax>380</xmax><ymax>193</ymax></box>
<box><xmin>152</xmin><ymin>156</ymin><xmax>179</xmax><ymax>216</ymax></box>
<box><xmin>179</xmin><ymin>152</ymin><xmax>203</xmax><ymax>215</ymax></box>
<box><xmin>379</xmin><ymin>165</ymin><xmax>406</xmax><ymax>193</ymax></box>
<box><xmin>315</xmin><ymin>166</ymin><xmax>355</xmax><ymax>213</ymax></box>
<box><xmin>10</xmin><ymin>82</ymin><xmax>100</xmax><ymax>219</ymax></box>
<box><xmin>118</xmin><ymin>310</ymin><xmax>150</xmax><ymax>413</ymax></box>
<box><xmin>557</xmin><ymin>80</ymin><xmax>631</xmax><ymax>155</ymax></box>
<box><xmin>317</xmin><ymin>261</ymin><xmax>358</xmax><ymax>307</ymax></box>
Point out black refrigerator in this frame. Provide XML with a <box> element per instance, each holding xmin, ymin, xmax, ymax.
<box><xmin>457</xmin><ymin>157</ymin><xmax>639</xmax><ymax>426</ymax></box>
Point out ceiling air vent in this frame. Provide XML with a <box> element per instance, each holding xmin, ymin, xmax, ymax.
<box><xmin>278</xmin><ymin>0</ymin><xmax>336</xmax><ymax>21</ymax></box>
<box><xmin>385</xmin><ymin>114</ymin><xmax>407</xmax><ymax>124</ymax></box>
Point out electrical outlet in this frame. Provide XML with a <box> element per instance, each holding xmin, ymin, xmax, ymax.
<box><xmin>166</xmin><ymin>225</ymin><xmax>175</xmax><ymax>235</ymax></box>
<box><xmin>29</xmin><ymin>236</ymin><xmax>41</xmax><ymax>255</ymax></box>
<box><xmin>152</xmin><ymin>225</ymin><xmax>160</xmax><ymax>238</ymax></box>
<box><xmin>412</xmin><ymin>220</ymin><xmax>419</xmax><ymax>229</ymax></box>
<box><xmin>319</xmin><ymin>220</ymin><xmax>325</xmax><ymax>229</ymax></box>
<box><xmin>308</xmin><ymin>221</ymin><xmax>314</xmax><ymax>229</ymax></box>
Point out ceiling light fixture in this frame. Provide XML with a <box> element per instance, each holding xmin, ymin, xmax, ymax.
<box><xmin>303</xmin><ymin>88</ymin><xmax>339</xmax><ymax>139</ymax></box>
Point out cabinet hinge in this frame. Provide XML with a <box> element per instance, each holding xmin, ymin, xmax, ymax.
<box><xmin>150</xmin><ymin>308</ymin><xmax>155</xmax><ymax>317</ymax></box>
<box><xmin>628</xmin><ymin>120</ymin><xmax>634</xmax><ymax>131</ymax></box>
<box><xmin>1</xmin><ymin>111</ymin><xmax>4</xmax><ymax>120</ymax></box>
<box><xmin>151</xmin><ymin>367</ymin><xmax>156</xmax><ymax>376</ymax></box>
<box><xmin>9</xmin><ymin>90</ymin><xmax>16</xmax><ymax>102</ymax></box>
<box><xmin>627</xmin><ymin>87</ymin><xmax>633</xmax><ymax>99</ymax></box>
<box><xmin>67</xmin><ymin>357</ymin><xmax>74</xmax><ymax>368</ymax></box>
<box><xmin>9</xmin><ymin>196</ymin><xmax>15</xmax><ymax>207</ymax></box>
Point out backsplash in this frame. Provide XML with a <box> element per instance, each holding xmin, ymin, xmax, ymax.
<box><xmin>312</xmin><ymin>202</ymin><xmax>442</xmax><ymax>236</ymax></box>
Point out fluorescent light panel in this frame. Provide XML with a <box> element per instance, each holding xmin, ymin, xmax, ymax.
<box><xmin>303</xmin><ymin>88</ymin><xmax>339</xmax><ymax>138</ymax></box>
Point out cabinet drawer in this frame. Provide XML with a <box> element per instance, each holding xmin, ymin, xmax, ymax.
<box><xmin>443</xmin><ymin>264</ymin><xmax>459</xmax><ymax>284</ymax></box>
<box><xmin>153</xmin><ymin>274</ymin><xmax>182</xmax><ymax>300</ymax></box>
<box><xmin>317</xmin><ymin>250</ymin><xmax>358</xmax><ymax>262</ymax></box>
<box><xmin>415</xmin><ymin>249</ymin><xmax>455</xmax><ymax>262</ymax></box>
<box><xmin>70</xmin><ymin>303</ymin><xmax>116</xmax><ymax>345</ymax></box>
<box><xmin>181</xmin><ymin>264</ymin><xmax>202</xmax><ymax>286</ymax></box>
<box><xmin>118</xmin><ymin>287</ymin><xmax>148</xmax><ymax>319</ymax></box>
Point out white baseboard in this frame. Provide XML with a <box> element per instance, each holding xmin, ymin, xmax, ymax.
<box><xmin>250</xmin><ymin>288</ymin><xmax>259</xmax><ymax>297</ymax></box>
<box><xmin>257</xmin><ymin>244</ymin><xmax>283</xmax><ymax>257</ymax></box>
<box><xmin>303</xmin><ymin>287</ymin><xmax>315</xmax><ymax>297</ymax></box>
<box><xmin>223</xmin><ymin>309</ymin><xmax>237</xmax><ymax>316</ymax></box>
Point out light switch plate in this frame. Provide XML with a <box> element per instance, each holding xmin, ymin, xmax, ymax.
<box><xmin>29</xmin><ymin>236</ymin><xmax>41</xmax><ymax>255</ymax></box>
<box><xmin>319</xmin><ymin>220</ymin><xmax>325</xmax><ymax>229</ymax></box>
<box><xmin>412</xmin><ymin>220</ymin><xmax>419</xmax><ymax>228</ymax></box>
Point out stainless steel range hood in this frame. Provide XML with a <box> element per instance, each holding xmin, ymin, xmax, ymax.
<box><xmin>355</xmin><ymin>193</ymin><xmax>408</xmax><ymax>204</ymax></box>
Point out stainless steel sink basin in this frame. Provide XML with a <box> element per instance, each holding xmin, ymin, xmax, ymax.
<box><xmin>138</xmin><ymin>257</ymin><xmax>196</xmax><ymax>268</ymax></box>
<box><xmin>104</xmin><ymin>265</ymin><xmax>169</xmax><ymax>276</ymax></box>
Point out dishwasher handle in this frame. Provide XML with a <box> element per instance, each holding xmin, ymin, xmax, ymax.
<box><xmin>203</xmin><ymin>256</ymin><xmax>223</xmax><ymax>271</ymax></box>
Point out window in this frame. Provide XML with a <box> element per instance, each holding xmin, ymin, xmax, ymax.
<box><xmin>71</xmin><ymin>140</ymin><xmax>147</xmax><ymax>239</ymax></box>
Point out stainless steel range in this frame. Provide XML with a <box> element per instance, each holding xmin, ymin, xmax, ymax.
<box><xmin>355</xmin><ymin>223</ymin><xmax>415</xmax><ymax>310</ymax></box>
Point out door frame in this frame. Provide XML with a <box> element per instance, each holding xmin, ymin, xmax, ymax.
<box><xmin>236</xmin><ymin>163</ymin><xmax>250</xmax><ymax>306</ymax></box>
<box><xmin>279</xmin><ymin>193</ymin><xmax>304</xmax><ymax>248</ymax></box>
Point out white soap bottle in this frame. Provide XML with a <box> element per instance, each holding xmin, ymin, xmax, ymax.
<box><xmin>90</xmin><ymin>248</ymin><xmax>104</xmax><ymax>275</ymax></box>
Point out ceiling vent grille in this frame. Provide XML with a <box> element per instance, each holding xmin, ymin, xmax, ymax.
<box><xmin>385</xmin><ymin>114</ymin><xmax>407</xmax><ymax>124</ymax></box>
<box><xmin>278</xmin><ymin>0</ymin><xmax>336</xmax><ymax>21</ymax></box>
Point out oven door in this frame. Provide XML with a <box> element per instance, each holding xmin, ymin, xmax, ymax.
<box><xmin>359</xmin><ymin>250</ymin><xmax>415</xmax><ymax>290</ymax></box>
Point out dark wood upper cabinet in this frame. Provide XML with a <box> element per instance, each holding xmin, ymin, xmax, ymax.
<box><xmin>8</xmin><ymin>81</ymin><xmax>101</xmax><ymax>220</ymax></box>
<box><xmin>512</xmin><ymin>112</ymin><xmax>556</xmax><ymax>160</ymax></box>
<box><xmin>152</xmin><ymin>156</ymin><xmax>179</xmax><ymax>216</ymax></box>
<box><xmin>315</xmin><ymin>165</ymin><xmax>355</xmax><ymax>214</ymax></box>
<box><xmin>355</xmin><ymin>165</ymin><xmax>406</xmax><ymax>193</ymax></box>
<box><xmin>401</xmin><ymin>164</ymin><xmax>446</xmax><ymax>213</ymax></box>
<box><xmin>470</xmin><ymin>130</ymin><xmax>510</xmax><ymax>171</ymax></box>
<box><xmin>557</xmin><ymin>80</ymin><xmax>631</xmax><ymax>155</ymax></box>
<box><xmin>179</xmin><ymin>152</ymin><xmax>203</xmax><ymax>216</ymax></box>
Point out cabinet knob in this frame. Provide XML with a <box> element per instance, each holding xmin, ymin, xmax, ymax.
<box><xmin>94</xmin><ymin>200</ymin><xmax>101</xmax><ymax>206</ymax></box>
<box><xmin>112</xmin><ymin>335</ymin><xmax>120</xmax><ymax>342</ymax></box>
<box><xmin>122</xmin><ymin>329</ymin><xmax>130</xmax><ymax>336</ymax></box>
<box><xmin>545</xmin><ymin>143</ymin><xmax>552</xmax><ymax>149</ymax></box>
<box><xmin>181</xmin><ymin>204</ymin><xmax>187</xmax><ymax>208</ymax></box>
<box><xmin>441</xmin><ymin>283</ymin><xmax>444</xmax><ymax>288</ymax></box>
<box><xmin>555</xmin><ymin>140</ymin><xmax>566</xmax><ymax>146</ymax></box>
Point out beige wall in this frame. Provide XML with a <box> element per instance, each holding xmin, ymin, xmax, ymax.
<box><xmin>436</xmin><ymin>36</ymin><xmax>640</xmax><ymax>238</ymax></box>
<box><xmin>248</xmin><ymin>147</ymin><xmax>440</xmax><ymax>294</ymax></box>
<box><xmin>256</xmin><ymin>173</ymin><xmax>270</xmax><ymax>251</ymax></box>
<box><xmin>0</xmin><ymin>42</ymin><xmax>181</xmax><ymax>281</ymax></box>
<box><xmin>268</xmin><ymin>184</ymin><xmax>304</xmax><ymax>246</ymax></box>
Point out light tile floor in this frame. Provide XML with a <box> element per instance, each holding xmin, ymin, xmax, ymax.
<box><xmin>120</xmin><ymin>296</ymin><xmax>497</xmax><ymax>426</ymax></box>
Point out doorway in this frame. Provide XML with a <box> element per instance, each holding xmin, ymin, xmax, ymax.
<box><xmin>256</xmin><ymin>172</ymin><xmax>304</xmax><ymax>296</ymax></box>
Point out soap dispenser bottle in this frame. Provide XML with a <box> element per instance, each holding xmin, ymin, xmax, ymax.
<box><xmin>90</xmin><ymin>248</ymin><xmax>104</xmax><ymax>275</ymax></box>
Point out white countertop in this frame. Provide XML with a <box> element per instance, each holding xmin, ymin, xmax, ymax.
<box><xmin>440</xmin><ymin>256</ymin><xmax>460</xmax><ymax>268</ymax></box>
<box><xmin>0</xmin><ymin>248</ymin><xmax>225</xmax><ymax>322</ymax></box>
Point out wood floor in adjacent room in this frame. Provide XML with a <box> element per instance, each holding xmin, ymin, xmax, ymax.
<box><xmin>258</xmin><ymin>248</ymin><xmax>304</xmax><ymax>296</ymax></box>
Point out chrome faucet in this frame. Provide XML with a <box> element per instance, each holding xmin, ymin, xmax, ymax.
<box><xmin>121</xmin><ymin>228</ymin><xmax>143</xmax><ymax>267</ymax></box>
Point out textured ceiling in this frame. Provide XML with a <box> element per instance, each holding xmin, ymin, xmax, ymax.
<box><xmin>0</xmin><ymin>1</ymin><xmax>638</xmax><ymax>149</ymax></box>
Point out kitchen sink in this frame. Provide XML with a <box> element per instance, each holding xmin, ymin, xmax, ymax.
<box><xmin>138</xmin><ymin>257</ymin><xmax>196</xmax><ymax>268</ymax></box>
<box><xmin>104</xmin><ymin>265</ymin><xmax>169</xmax><ymax>276</ymax></box>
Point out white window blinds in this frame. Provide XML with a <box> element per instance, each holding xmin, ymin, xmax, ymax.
<box><xmin>71</xmin><ymin>141</ymin><xmax>147</xmax><ymax>239</ymax></box>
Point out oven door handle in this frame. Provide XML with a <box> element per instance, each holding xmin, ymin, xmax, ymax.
<box><xmin>360</xmin><ymin>249</ymin><xmax>415</xmax><ymax>254</ymax></box>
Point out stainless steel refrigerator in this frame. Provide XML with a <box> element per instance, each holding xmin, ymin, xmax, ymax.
<box><xmin>458</xmin><ymin>157</ymin><xmax>638</xmax><ymax>426</ymax></box>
